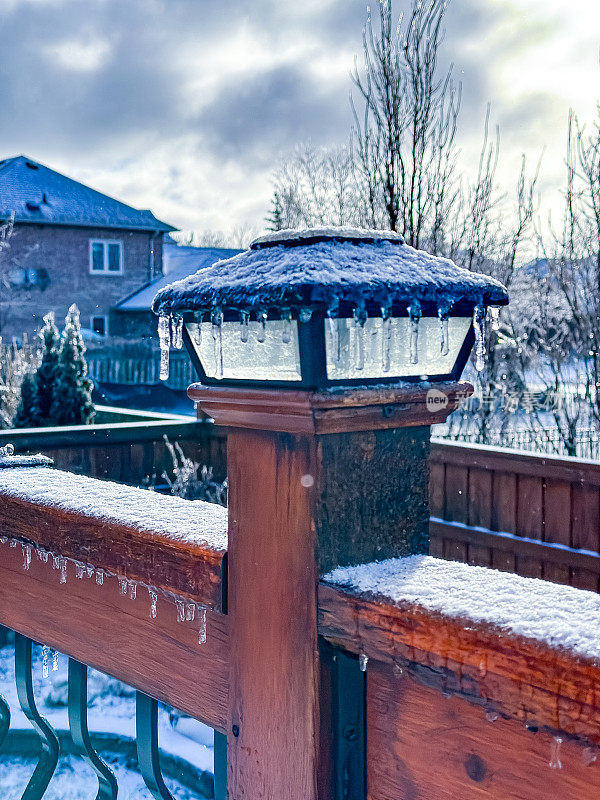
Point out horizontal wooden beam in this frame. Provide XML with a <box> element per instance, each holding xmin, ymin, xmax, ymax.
<box><xmin>431</xmin><ymin>517</ymin><xmax>600</xmax><ymax>574</ymax></box>
<box><xmin>318</xmin><ymin>583</ymin><xmax>600</xmax><ymax>745</ymax></box>
<box><xmin>431</xmin><ymin>439</ymin><xmax>600</xmax><ymax>486</ymax></box>
<box><xmin>0</xmin><ymin>542</ymin><xmax>229</xmax><ymax>732</ymax></box>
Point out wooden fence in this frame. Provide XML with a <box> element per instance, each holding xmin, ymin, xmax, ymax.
<box><xmin>430</xmin><ymin>439</ymin><xmax>600</xmax><ymax>590</ymax></box>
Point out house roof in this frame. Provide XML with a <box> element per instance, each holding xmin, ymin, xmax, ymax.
<box><xmin>0</xmin><ymin>155</ymin><xmax>176</xmax><ymax>232</ymax></box>
<box><xmin>152</xmin><ymin>226</ymin><xmax>509</xmax><ymax>318</ymax></box>
<box><xmin>115</xmin><ymin>240</ymin><xmax>242</xmax><ymax>312</ymax></box>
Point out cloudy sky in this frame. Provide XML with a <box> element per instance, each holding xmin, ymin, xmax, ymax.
<box><xmin>0</xmin><ymin>0</ymin><xmax>599</xmax><ymax>238</ymax></box>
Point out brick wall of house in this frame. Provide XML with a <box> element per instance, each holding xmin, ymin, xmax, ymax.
<box><xmin>1</xmin><ymin>224</ymin><xmax>163</xmax><ymax>340</ymax></box>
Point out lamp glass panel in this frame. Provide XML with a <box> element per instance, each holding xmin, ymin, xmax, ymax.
<box><xmin>325</xmin><ymin>316</ymin><xmax>471</xmax><ymax>380</ymax></box>
<box><xmin>186</xmin><ymin>320</ymin><xmax>302</xmax><ymax>381</ymax></box>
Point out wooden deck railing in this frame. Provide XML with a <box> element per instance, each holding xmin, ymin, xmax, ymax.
<box><xmin>2</xmin><ymin>456</ymin><xmax>600</xmax><ymax>798</ymax></box>
<box><xmin>430</xmin><ymin>439</ymin><xmax>600</xmax><ymax>590</ymax></box>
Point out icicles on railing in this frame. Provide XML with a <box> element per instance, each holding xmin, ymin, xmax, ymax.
<box><xmin>211</xmin><ymin>307</ymin><xmax>224</xmax><ymax>380</ymax></box>
<box><xmin>256</xmin><ymin>309</ymin><xmax>268</xmax><ymax>343</ymax></box>
<box><xmin>239</xmin><ymin>310</ymin><xmax>250</xmax><ymax>343</ymax></box>
<box><xmin>353</xmin><ymin>304</ymin><xmax>368</xmax><ymax>371</ymax></box>
<box><xmin>473</xmin><ymin>304</ymin><xmax>486</xmax><ymax>372</ymax></box>
<box><xmin>407</xmin><ymin>299</ymin><xmax>422</xmax><ymax>364</ymax></box>
<box><xmin>281</xmin><ymin>308</ymin><xmax>292</xmax><ymax>344</ymax></box>
<box><xmin>381</xmin><ymin>303</ymin><xmax>392</xmax><ymax>372</ymax></box>
<box><xmin>148</xmin><ymin>589</ymin><xmax>158</xmax><ymax>619</ymax></box>
<box><xmin>22</xmin><ymin>543</ymin><xmax>31</xmax><ymax>570</ymax></box>
<box><xmin>437</xmin><ymin>299</ymin><xmax>454</xmax><ymax>357</ymax></box>
<box><xmin>158</xmin><ymin>314</ymin><xmax>171</xmax><ymax>381</ymax></box>
<box><xmin>327</xmin><ymin>301</ymin><xmax>341</xmax><ymax>364</ymax></box>
<box><xmin>42</xmin><ymin>645</ymin><xmax>50</xmax><ymax>679</ymax></box>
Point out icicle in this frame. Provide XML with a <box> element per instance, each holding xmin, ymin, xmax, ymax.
<box><xmin>407</xmin><ymin>299</ymin><xmax>422</xmax><ymax>365</ymax></box>
<box><xmin>185</xmin><ymin>602</ymin><xmax>196</xmax><ymax>622</ymax></box>
<box><xmin>353</xmin><ymin>305</ymin><xmax>368</xmax><ymax>371</ymax></box>
<box><xmin>437</xmin><ymin>299</ymin><xmax>454</xmax><ymax>357</ymax></box>
<box><xmin>42</xmin><ymin>645</ymin><xmax>50</xmax><ymax>679</ymax></box>
<box><xmin>327</xmin><ymin>303</ymin><xmax>341</xmax><ymax>364</ymax></box>
<box><xmin>75</xmin><ymin>563</ymin><xmax>85</xmax><ymax>580</ymax></box>
<box><xmin>490</xmin><ymin>306</ymin><xmax>500</xmax><ymax>331</ymax></box>
<box><xmin>22</xmin><ymin>544</ymin><xmax>31</xmax><ymax>570</ymax></box>
<box><xmin>158</xmin><ymin>314</ymin><xmax>171</xmax><ymax>381</ymax></box>
<box><xmin>38</xmin><ymin>549</ymin><xmax>49</xmax><ymax>563</ymax></box>
<box><xmin>211</xmin><ymin>307</ymin><xmax>224</xmax><ymax>380</ymax></box>
<box><xmin>281</xmin><ymin>308</ymin><xmax>292</xmax><ymax>344</ymax></box>
<box><xmin>299</xmin><ymin>307</ymin><xmax>313</xmax><ymax>323</ymax></box>
<box><xmin>0</xmin><ymin>536</ymin><xmax>6</xmax><ymax>544</ymax></box>
<box><xmin>239</xmin><ymin>310</ymin><xmax>250</xmax><ymax>343</ymax></box>
<box><xmin>172</xmin><ymin>315</ymin><xmax>184</xmax><ymax>350</ymax></box>
<box><xmin>485</xmin><ymin>710</ymin><xmax>498</xmax><ymax>723</ymax></box>
<box><xmin>119</xmin><ymin>577</ymin><xmax>128</xmax><ymax>596</ymax></box>
<box><xmin>60</xmin><ymin>558</ymin><xmax>67</xmax><ymax>584</ymax></box>
<box><xmin>197</xmin><ymin>606</ymin><xmax>207</xmax><ymax>645</ymax></box>
<box><xmin>175</xmin><ymin>598</ymin><xmax>185</xmax><ymax>623</ymax></box>
<box><xmin>86</xmin><ymin>565</ymin><xmax>94</xmax><ymax>579</ymax></box>
<box><xmin>95</xmin><ymin>569</ymin><xmax>104</xmax><ymax>586</ymax></box>
<box><xmin>128</xmin><ymin>580</ymin><xmax>137</xmax><ymax>600</ymax></box>
<box><xmin>381</xmin><ymin>303</ymin><xmax>392</xmax><ymax>372</ymax></box>
<box><xmin>359</xmin><ymin>653</ymin><xmax>369</xmax><ymax>672</ymax></box>
<box><xmin>473</xmin><ymin>304</ymin><xmax>486</xmax><ymax>372</ymax></box>
<box><xmin>9</xmin><ymin>540</ymin><xmax>17</xmax><ymax>548</ymax></box>
<box><xmin>549</xmin><ymin>737</ymin><xmax>563</xmax><ymax>769</ymax></box>
<box><xmin>256</xmin><ymin>309</ymin><xmax>267</xmax><ymax>343</ymax></box>
<box><xmin>148</xmin><ymin>589</ymin><xmax>158</xmax><ymax>619</ymax></box>
<box><xmin>52</xmin><ymin>650</ymin><xmax>59</xmax><ymax>672</ymax></box>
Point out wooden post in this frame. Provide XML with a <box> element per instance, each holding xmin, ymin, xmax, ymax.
<box><xmin>191</xmin><ymin>382</ymin><xmax>468</xmax><ymax>800</ymax></box>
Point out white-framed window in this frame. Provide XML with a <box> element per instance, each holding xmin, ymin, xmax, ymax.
<box><xmin>91</xmin><ymin>315</ymin><xmax>108</xmax><ymax>336</ymax></box>
<box><xmin>89</xmin><ymin>240</ymin><xmax>123</xmax><ymax>274</ymax></box>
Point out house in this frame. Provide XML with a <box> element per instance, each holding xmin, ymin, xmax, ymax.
<box><xmin>0</xmin><ymin>155</ymin><xmax>176</xmax><ymax>340</ymax></box>
<box><xmin>111</xmin><ymin>239</ymin><xmax>242</xmax><ymax>342</ymax></box>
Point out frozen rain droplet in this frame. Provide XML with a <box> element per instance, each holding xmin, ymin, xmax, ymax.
<box><xmin>149</xmin><ymin>589</ymin><xmax>158</xmax><ymax>619</ymax></box>
<box><xmin>95</xmin><ymin>569</ymin><xmax>104</xmax><ymax>586</ymax></box>
<box><xmin>197</xmin><ymin>606</ymin><xmax>207</xmax><ymax>645</ymax></box>
<box><xmin>185</xmin><ymin>602</ymin><xmax>195</xmax><ymax>622</ymax></box>
<box><xmin>549</xmin><ymin>737</ymin><xmax>563</xmax><ymax>769</ymax></box>
<box><xmin>158</xmin><ymin>314</ymin><xmax>171</xmax><ymax>381</ymax></box>
<box><xmin>52</xmin><ymin>650</ymin><xmax>59</xmax><ymax>672</ymax></box>
<box><xmin>583</xmin><ymin>747</ymin><xmax>598</xmax><ymax>766</ymax></box>
<box><xmin>299</xmin><ymin>307</ymin><xmax>312</xmax><ymax>323</ymax></box>
<box><xmin>22</xmin><ymin>544</ymin><xmax>31</xmax><ymax>570</ymax></box>
<box><xmin>281</xmin><ymin>308</ymin><xmax>292</xmax><ymax>344</ymax></box>
<box><xmin>119</xmin><ymin>577</ymin><xmax>128</xmax><ymax>596</ymax></box>
<box><xmin>60</xmin><ymin>559</ymin><xmax>67</xmax><ymax>584</ymax></box>
<box><xmin>393</xmin><ymin>661</ymin><xmax>404</xmax><ymax>677</ymax></box>
<box><xmin>256</xmin><ymin>310</ymin><xmax>267</xmax><ymax>343</ymax></box>
<box><xmin>353</xmin><ymin>306</ymin><xmax>367</xmax><ymax>371</ymax></box>
<box><xmin>175</xmin><ymin>599</ymin><xmax>185</xmax><ymax>623</ymax></box>
<box><xmin>9</xmin><ymin>540</ymin><xmax>17</xmax><ymax>548</ymax></box>
<box><xmin>172</xmin><ymin>315</ymin><xmax>184</xmax><ymax>350</ymax></box>
<box><xmin>239</xmin><ymin>310</ymin><xmax>250</xmax><ymax>343</ymax></box>
<box><xmin>485</xmin><ymin>710</ymin><xmax>498</xmax><ymax>723</ymax></box>
<box><xmin>75</xmin><ymin>563</ymin><xmax>85</xmax><ymax>580</ymax></box>
<box><xmin>473</xmin><ymin>305</ymin><xmax>486</xmax><ymax>372</ymax></box>
<box><xmin>42</xmin><ymin>645</ymin><xmax>50</xmax><ymax>679</ymax></box>
<box><xmin>359</xmin><ymin>653</ymin><xmax>369</xmax><ymax>672</ymax></box>
<box><xmin>381</xmin><ymin>305</ymin><xmax>393</xmax><ymax>372</ymax></box>
<box><xmin>128</xmin><ymin>580</ymin><xmax>137</xmax><ymax>600</ymax></box>
<box><xmin>211</xmin><ymin>307</ymin><xmax>224</xmax><ymax>380</ymax></box>
<box><xmin>407</xmin><ymin>299</ymin><xmax>422</xmax><ymax>365</ymax></box>
<box><xmin>0</xmin><ymin>535</ymin><xmax>7</xmax><ymax>544</ymax></box>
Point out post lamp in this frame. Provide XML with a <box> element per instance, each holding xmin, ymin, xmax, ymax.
<box><xmin>152</xmin><ymin>227</ymin><xmax>508</xmax><ymax>800</ymax></box>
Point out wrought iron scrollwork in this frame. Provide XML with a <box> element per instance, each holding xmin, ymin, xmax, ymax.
<box><xmin>14</xmin><ymin>634</ymin><xmax>60</xmax><ymax>800</ymax></box>
<box><xmin>67</xmin><ymin>658</ymin><xmax>118</xmax><ymax>800</ymax></box>
<box><xmin>136</xmin><ymin>691</ymin><xmax>175</xmax><ymax>800</ymax></box>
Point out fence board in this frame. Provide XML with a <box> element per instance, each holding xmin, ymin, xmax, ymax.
<box><xmin>466</xmin><ymin>468</ymin><xmax>493</xmax><ymax>566</ymax></box>
<box><xmin>516</xmin><ymin>475</ymin><xmax>544</xmax><ymax>578</ymax></box>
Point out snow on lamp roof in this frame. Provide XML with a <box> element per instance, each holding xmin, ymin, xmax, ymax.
<box><xmin>151</xmin><ymin>226</ymin><xmax>508</xmax><ymax>319</ymax></box>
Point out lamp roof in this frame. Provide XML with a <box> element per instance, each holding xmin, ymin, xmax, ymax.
<box><xmin>152</xmin><ymin>227</ymin><xmax>508</xmax><ymax>317</ymax></box>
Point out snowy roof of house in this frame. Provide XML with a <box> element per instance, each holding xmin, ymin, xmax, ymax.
<box><xmin>115</xmin><ymin>240</ymin><xmax>242</xmax><ymax>312</ymax></box>
<box><xmin>324</xmin><ymin>555</ymin><xmax>600</xmax><ymax>662</ymax></box>
<box><xmin>152</xmin><ymin>226</ymin><xmax>508</xmax><ymax>318</ymax></box>
<box><xmin>0</xmin><ymin>155</ymin><xmax>176</xmax><ymax>232</ymax></box>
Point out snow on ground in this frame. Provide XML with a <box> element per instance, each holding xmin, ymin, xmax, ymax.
<box><xmin>0</xmin><ymin>467</ymin><xmax>228</xmax><ymax>551</ymax></box>
<box><xmin>324</xmin><ymin>554</ymin><xmax>600</xmax><ymax>662</ymax></box>
<box><xmin>0</xmin><ymin>643</ymin><xmax>214</xmax><ymax>798</ymax></box>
